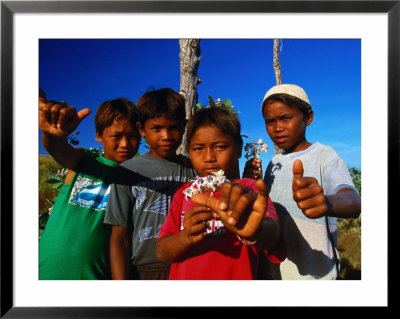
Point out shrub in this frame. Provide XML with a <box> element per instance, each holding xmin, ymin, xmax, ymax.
<box><xmin>337</xmin><ymin>166</ymin><xmax>361</xmax><ymax>279</ymax></box>
<box><xmin>39</xmin><ymin>155</ymin><xmax>64</xmax><ymax>238</ymax></box>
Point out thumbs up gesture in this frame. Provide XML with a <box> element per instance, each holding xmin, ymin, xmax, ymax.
<box><xmin>292</xmin><ymin>159</ymin><xmax>328</xmax><ymax>219</ymax></box>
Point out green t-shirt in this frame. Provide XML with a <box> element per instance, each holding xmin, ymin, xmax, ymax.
<box><xmin>39</xmin><ymin>149</ymin><xmax>119</xmax><ymax>280</ymax></box>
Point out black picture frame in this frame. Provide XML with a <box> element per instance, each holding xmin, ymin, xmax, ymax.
<box><xmin>1</xmin><ymin>0</ymin><xmax>395</xmax><ymax>317</ymax></box>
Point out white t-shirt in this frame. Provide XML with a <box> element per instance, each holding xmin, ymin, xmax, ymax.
<box><xmin>263</xmin><ymin>142</ymin><xmax>358</xmax><ymax>280</ymax></box>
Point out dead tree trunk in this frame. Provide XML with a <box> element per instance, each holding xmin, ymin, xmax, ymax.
<box><xmin>177</xmin><ymin>39</ymin><xmax>201</xmax><ymax>156</ymax></box>
<box><xmin>273</xmin><ymin>39</ymin><xmax>282</xmax><ymax>85</ymax></box>
<box><xmin>273</xmin><ymin>39</ymin><xmax>283</xmax><ymax>154</ymax></box>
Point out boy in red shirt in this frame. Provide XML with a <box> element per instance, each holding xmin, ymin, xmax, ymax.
<box><xmin>156</xmin><ymin>105</ymin><xmax>286</xmax><ymax>279</ymax></box>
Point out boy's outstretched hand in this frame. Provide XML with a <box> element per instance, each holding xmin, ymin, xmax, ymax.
<box><xmin>191</xmin><ymin>179</ymin><xmax>268</xmax><ymax>239</ymax></box>
<box><xmin>39</xmin><ymin>89</ymin><xmax>91</xmax><ymax>138</ymax></box>
<box><xmin>292</xmin><ymin>159</ymin><xmax>328</xmax><ymax>219</ymax></box>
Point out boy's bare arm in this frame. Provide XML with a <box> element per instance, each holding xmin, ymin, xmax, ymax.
<box><xmin>39</xmin><ymin>92</ymin><xmax>91</xmax><ymax>170</ymax></box>
<box><xmin>251</xmin><ymin>217</ymin><xmax>280</xmax><ymax>250</ymax></box>
<box><xmin>156</xmin><ymin>232</ymin><xmax>189</xmax><ymax>263</ymax></box>
<box><xmin>156</xmin><ymin>206</ymin><xmax>213</xmax><ymax>262</ymax></box>
<box><xmin>324</xmin><ymin>188</ymin><xmax>361</xmax><ymax>218</ymax></box>
<box><xmin>292</xmin><ymin>159</ymin><xmax>361</xmax><ymax>219</ymax></box>
<box><xmin>109</xmin><ymin>226</ymin><xmax>131</xmax><ymax>280</ymax></box>
<box><xmin>41</xmin><ymin>132</ymin><xmax>84</xmax><ymax>170</ymax></box>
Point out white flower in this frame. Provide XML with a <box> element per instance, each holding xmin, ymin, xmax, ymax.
<box><xmin>244</xmin><ymin>139</ymin><xmax>269</xmax><ymax>160</ymax></box>
<box><xmin>56</xmin><ymin>168</ymin><xmax>68</xmax><ymax>178</ymax></box>
<box><xmin>183</xmin><ymin>170</ymin><xmax>228</xmax><ymax>200</ymax></box>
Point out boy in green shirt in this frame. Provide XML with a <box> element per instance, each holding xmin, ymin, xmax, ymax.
<box><xmin>39</xmin><ymin>89</ymin><xmax>141</xmax><ymax>279</ymax></box>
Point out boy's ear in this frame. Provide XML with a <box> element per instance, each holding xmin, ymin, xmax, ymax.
<box><xmin>306</xmin><ymin>109</ymin><xmax>314</xmax><ymax>126</ymax></box>
<box><xmin>136</xmin><ymin>122</ymin><xmax>146</xmax><ymax>137</ymax></box>
<box><xmin>95</xmin><ymin>131</ymin><xmax>103</xmax><ymax>143</ymax></box>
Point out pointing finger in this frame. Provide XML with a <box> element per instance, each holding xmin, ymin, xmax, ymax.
<box><xmin>256</xmin><ymin>178</ymin><xmax>268</xmax><ymax>197</ymax></box>
<box><xmin>252</xmin><ymin>179</ymin><xmax>268</xmax><ymax>214</ymax></box>
<box><xmin>218</xmin><ymin>182</ymin><xmax>233</xmax><ymax>211</ymax></box>
<box><xmin>191</xmin><ymin>193</ymin><xmax>220</xmax><ymax>213</ymax></box>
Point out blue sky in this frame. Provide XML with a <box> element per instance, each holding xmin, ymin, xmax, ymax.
<box><xmin>39</xmin><ymin>39</ymin><xmax>361</xmax><ymax>173</ymax></box>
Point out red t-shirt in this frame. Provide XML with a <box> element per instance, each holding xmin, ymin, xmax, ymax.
<box><xmin>158</xmin><ymin>178</ymin><xmax>286</xmax><ymax>280</ymax></box>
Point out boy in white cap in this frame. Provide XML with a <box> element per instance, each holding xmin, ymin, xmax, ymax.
<box><xmin>245</xmin><ymin>83</ymin><xmax>361</xmax><ymax>280</ymax></box>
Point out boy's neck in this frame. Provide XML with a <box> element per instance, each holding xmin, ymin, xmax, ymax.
<box><xmin>226</xmin><ymin>163</ymin><xmax>241</xmax><ymax>182</ymax></box>
<box><xmin>283</xmin><ymin>140</ymin><xmax>312</xmax><ymax>154</ymax></box>
<box><xmin>145</xmin><ymin>151</ymin><xmax>180</xmax><ymax>163</ymax></box>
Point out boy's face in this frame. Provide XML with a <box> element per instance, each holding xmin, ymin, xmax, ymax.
<box><xmin>263</xmin><ymin>100</ymin><xmax>313</xmax><ymax>153</ymax></box>
<box><xmin>189</xmin><ymin>124</ymin><xmax>239</xmax><ymax>180</ymax></box>
<box><xmin>96</xmin><ymin>116</ymin><xmax>141</xmax><ymax>163</ymax></box>
<box><xmin>137</xmin><ymin>115</ymin><xmax>184</xmax><ymax>160</ymax></box>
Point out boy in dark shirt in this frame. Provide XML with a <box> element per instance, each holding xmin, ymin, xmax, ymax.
<box><xmin>104</xmin><ymin>88</ymin><xmax>197</xmax><ymax>280</ymax></box>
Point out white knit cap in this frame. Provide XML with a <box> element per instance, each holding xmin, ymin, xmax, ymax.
<box><xmin>261</xmin><ymin>84</ymin><xmax>311</xmax><ymax>110</ymax></box>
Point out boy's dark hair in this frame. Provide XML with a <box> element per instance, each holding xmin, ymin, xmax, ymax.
<box><xmin>95</xmin><ymin>98</ymin><xmax>138</xmax><ymax>136</ymax></box>
<box><xmin>262</xmin><ymin>93</ymin><xmax>312</xmax><ymax>117</ymax></box>
<box><xmin>186</xmin><ymin>106</ymin><xmax>243</xmax><ymax>157</ymax></box>
<box><xmin>135</xmin><ymin>88</ymin><xmax>186</xmax><ymax>126</ymax></box>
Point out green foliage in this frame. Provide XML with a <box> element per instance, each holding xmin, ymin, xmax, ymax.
<box><xmin>337</xmin><ymin>218</ymin><xmax>361</xmax><ymax>279</ymax></box>
<box><xmin>336</xmin><ymin>166</ymin><xmax>361</xmax><ymax>279</ymax></box>
<box><xmin>196</xmin><ymin>96</ymin><xmax>240</xmax><ymax>114</ymax></box>
<box><xmin>40</xmin><ymin>167</ymin><xmax>67</xmax><ymax>237</ymax></box>
<box><xmin>143</xmin><ymin>138</ymin><xmax>150</xmax><ymax>150</ymax></box>
<box><xmin>349</xmin><ymin>166</ymin><xmax>361</xmax><ymax>195</ymax></box>
<box><xmin>39</xmin><ymin>156</ymin><xmax>62</xmax><ymax>209</ymax></box>
<box><xmin>45</xmin><ymin>170</ymin><xmax>67</xmax><ymax>189</ymax></box>
<box><xmin>39</xmin><ymin>156</ymin><xmax>63</xmax><ymax>238</ymax></box>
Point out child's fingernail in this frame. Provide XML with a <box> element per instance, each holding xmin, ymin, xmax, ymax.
<box><xmin>219</xmin><ymin>203</ymin><xmax>227</xmax><ymax>210</ymax></box>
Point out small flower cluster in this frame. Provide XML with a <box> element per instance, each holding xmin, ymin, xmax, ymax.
<box><xmin>244</xmin><ymin>139</ymin><xmax>269</xmax><ymax>160</ymax></box>
<box><xmin>183</xmin><ymin>170</ymin><xmax>228</xmax><ymax>200</ymax></box>
<box><xmin>89</xmin><ymin>147</ymin><xmax>103</xmax><ymax>155</ymax></box>
<box><xmin>56</xmin><ymin>168</ymin><xmax>68</xmax><ymax>179</ymax></box>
